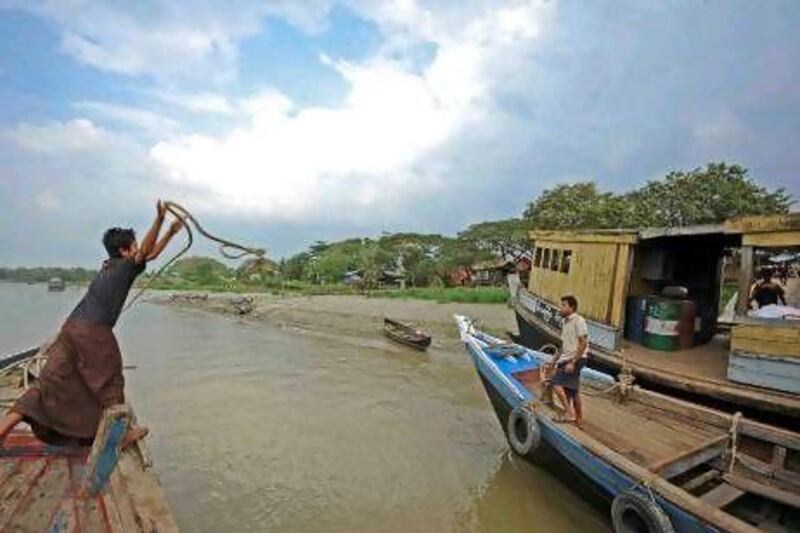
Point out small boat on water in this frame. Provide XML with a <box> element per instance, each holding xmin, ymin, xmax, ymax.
<box><xmin>47</xmin><ymin>277</ymin><xmax>65</xmax><ymax>291</ymax></box>
<box><xmin>455</xmin><ymin>315</ymin><xmax>800</xmax><ymax>532</ymax></box>
<box><xmin>0</xmin><ymin>347</ymin><xmax>177</xmax><ymax>531</ymax></box>
<box><xmin>383</xmin><ymin>318</ymin><xmax>432</xmax><ymax>350</ymax></box>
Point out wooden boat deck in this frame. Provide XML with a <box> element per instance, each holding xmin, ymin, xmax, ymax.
<box><xmin>605</xmin><ymin>337</ymin><xmax>800</xmax><ymax>417</ymax></box>
<box><xmin>622</xmin><ymin>337</ymin><xmax>730</xmax><ymax>385</ymax></box>
<box><xmin>0</xmin><ymin>353</ymin><xmax>178</xmax><ymax>532</ymax></box>
<box><xmin>0</xmin><ymin>432</ymin><xmax>176</xmax><ymax>531</ymax></box>
<box><xmin>514</xmin><ymin>369</ymin><xmax>727</xmax><ymax>470</ymax></box>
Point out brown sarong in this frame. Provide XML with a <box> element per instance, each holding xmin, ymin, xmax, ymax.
<box><xmin>13</xmin><ymin>319</ymin><xmax>125</xmax><ymax>441</ymax></box>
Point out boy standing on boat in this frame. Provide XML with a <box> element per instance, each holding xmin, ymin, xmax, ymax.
<box><xmin>0</xmin><ymin>200</ymin><xmax>183</xmax><ymax>448</ymax></box>
<box><xmin>550</xmin><ymin>295</ymin><xmax>588</xmax><ymax>425</ymax></box>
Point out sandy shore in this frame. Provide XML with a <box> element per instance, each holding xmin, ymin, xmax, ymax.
<box><xmin>152</xmin><ymin>292</ymin><xmax>517</xmax><ymax>349</ymax></box>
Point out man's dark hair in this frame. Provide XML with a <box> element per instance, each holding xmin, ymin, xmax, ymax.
<box><xmin>759</xmin><ymin>268</ymin><xmax>773</xmax><ymax>282</ymax></box>
<box><xmin>103</xmin><ymin>227</ymin><xmax>136</xmax><ymax>258</ymax></box>
<box><xmin>561</xmin><ymin>295</ymin><xmax>578</xmax><ymax>311</ymax></box>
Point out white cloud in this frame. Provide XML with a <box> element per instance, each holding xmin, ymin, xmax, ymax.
<box><xmin>149</xmin><ymin>1</ymin><xmax>555</xmax><ymax>220</ymax></box>
<box><xmin>4</xmin><ymin>119</ymin><xmax>108</xmax><ymax>153</ymax></box>
<box><xmin>35</xmin><ymin>189</ymin><xmax>61</xmax><ymax>210</ymax></box>
<box><xmin>2</xmin><ymin>1</ymin><xmax>555</xmax><ymax>227</ymax></box>
<box><xmin>151</xmin><ymin>90</ymin><xmax>236</xmax><ymax>115</ymax></box>
<box><xmin>5</xmin><ymin>0</ymin><xmax>333</xmax><ymax>81</ymax></box>
<box><xmin>74</xmin><ymin>101</ymin><xmax>180</xmax><ymax>135</ymax></box>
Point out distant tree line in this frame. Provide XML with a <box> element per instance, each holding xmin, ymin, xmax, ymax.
<box><xmin>278</xmin><ymin>162</ymin><xmax>792</xmax><ymax>287</ymax></box>
<box><xmin>0</xmin><ymin>266</ymin><xmax>97</xmax><ymax>284</ymax></box>
<box><xmin>3</xmin><ymin>163</ymin><xmax>792</xmax><ymax>291</ymax></box>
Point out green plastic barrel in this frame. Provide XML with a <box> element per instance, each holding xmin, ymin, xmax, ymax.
<box><xmin>644</xmin><ymin>297</ymin><xmax>681</xmax><ymax>351</ymax></box>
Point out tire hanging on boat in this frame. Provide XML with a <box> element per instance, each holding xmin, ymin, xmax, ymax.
<box><xmin>611</xmin><ymin>489</ymin><xmax>675</xmax><ymax>533</ymax></box>
<box><xmin>506</xmin><ymin>405</ymin><xmax>541</xmax><ymax>457</ymax></box>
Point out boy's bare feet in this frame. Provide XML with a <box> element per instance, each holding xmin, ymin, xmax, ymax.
<box><xmin>121</xmin><ymin>425</ymin><xmax>149</xmax><ymax>449</ymax></box>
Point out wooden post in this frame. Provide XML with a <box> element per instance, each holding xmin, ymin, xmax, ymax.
<box><xmin>80</xmin><ymin>404</ymin><xmax>132</xmax><ymax>498</ymax></box>
<box><xmin>736</xmin><ymin>246</ymin><xmax>754</xmax><ymax>316</ymax></box>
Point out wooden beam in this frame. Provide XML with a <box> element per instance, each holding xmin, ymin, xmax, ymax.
<box><xmin>700</xmin><ymin>482</ymin><xmax>745</xmax><ymax>508</ymax></box>
<box><xmin>650</xmin><ymin>435</ymin><xmax>729</xmax><ymax>479</ymax></box>
<box><xmin>682</xmin><ymin>469</ymin><xmax>721</xmax><ymax>492</ymax></box>
<box><xmin>724</xmin><ymin>213</ymin><xmax>800</xmax><ymax>234</ymax></box>
<box><xmin>629</xmin><ymin>386</ymin><xmax>800</xmax><ymax>451</ymax></box>
<box><xmin>80</xmin><ymin>405</ymin><xmax>132</xmax><ymax>498</ymax></box>
<box><xmin>528</xmin><ymin>230</ymin><xmax>639</xmax><ymax>245</ymax></box>
<box><xmin>733</xmin><ymin>453</ymin><xmax>800</xmax><ymax>487</ymax></box>
<box><xmin>771</xmin><ymin>446</ymin><xmax>786</xmax><ymax>471</ymax></box>
<box><xmin>723</xmin><ymin>473</ymin><xmax>800</xmax><ymax>509</ymax></box>
<box><xmin>743</xmin><ymin>230</ymin><xmax>800</xmax><ymax>247</ymax></box>
<box><xmin>736</xmin><ymin>246</ymin><xmax>753</xmax><ymax>316</ymax></box>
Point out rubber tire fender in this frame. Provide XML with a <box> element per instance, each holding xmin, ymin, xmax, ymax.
<box><xmin>506</xmin><ymin>405</ymin><xmax>541</xmax><ymax>457</ymax></box>
<box><xmin>611</xmin><ymin>489</ymin><xmax>675</xmax><ymax>533</ymax></box>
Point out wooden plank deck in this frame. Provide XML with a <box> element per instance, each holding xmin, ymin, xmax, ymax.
<box><xmin>591</xmin><ymin>336</ymin><xmax>800</xmax><ymax>418</ymax></box>
<box><xmin>513</xmin><ymin>370</ymin><xmax>728</xmax><ymax>470</ymax></box>
<box><xmin>0</xmin><ymin>431</ymin><xmax>178</xmax><ymax>531</ymax></box>
<box><xmin>0</xmin><ymin>357</ymin><xmax>178</xmax><ymax>532</ymax></box>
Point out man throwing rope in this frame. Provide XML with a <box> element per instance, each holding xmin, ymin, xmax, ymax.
<box><xmin>0</xmin><ymin>200</ymin><xmax>183</xmax><ymax>448</ymax></box>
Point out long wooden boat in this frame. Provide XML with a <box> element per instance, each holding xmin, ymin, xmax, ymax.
<box><xmin>455</xmin><ymin>315</ymin><xmax>800</xmax><ymax>532</ymax></box>
<box><xmin>0</xmin><ymin>347</ymin><xmax>178</xmax><ymax>531</ymax></box>
<box><xmin>383</xmin><ymin>318</ymin><xmax>432</xmax><ymax>350</ymax></box>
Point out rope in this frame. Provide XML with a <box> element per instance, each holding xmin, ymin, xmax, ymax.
<box><xmin>1</xmin><ymin>202</ymin><xmax>266</xmax><ymax>409</ymax></box>
<box><xmin>727</xmin><ymin>411</ymin><xmax>742</xmax><ymax>474</ymax></box>
<box><xmin>123</xmin><ymin>200</ymin><xmax>267</xmax><ymax>311</ymax></box>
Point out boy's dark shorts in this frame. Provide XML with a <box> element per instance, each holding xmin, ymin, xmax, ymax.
<box><xmin>551</xmin><ymin>358</ymin><xmax>586</xmax><ymax>399</ymax></box>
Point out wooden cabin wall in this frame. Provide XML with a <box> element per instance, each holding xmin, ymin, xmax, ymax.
<box><xmin>731</xmin><ymin>322</ymin><xmax>800</xmax><ymax>358</ymax></box>
<box><xmin>528</xmin><ymin>240</ymin><xmax>631</xmax><ymax>327</ymax></box>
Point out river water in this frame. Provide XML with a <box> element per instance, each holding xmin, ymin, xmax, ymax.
<box><xmin>0</xmin><ymin>283</ymin><xmax>609</xmax><ymax>532</ymax></box>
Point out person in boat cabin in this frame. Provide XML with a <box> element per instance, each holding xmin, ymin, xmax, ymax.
<box><xmin>0</xmin><ymin>200</ymin><xmax>183</xmax><ymax>448</ymax></box>
<box><xmin>749</xmin><ymin>268</ymin><xmax>787</xmax><ymax>309</ymax></box>
<box><xmin>550</xmin><ymin>295</ymin><xmax>589</xmax><ymax>425</ymax></box>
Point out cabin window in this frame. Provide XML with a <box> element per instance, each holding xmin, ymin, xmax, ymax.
<box><xmin>542</xmin><ymin>248</ymin><xmax>551</xmax><ymax>270</ymax></box>
<box><xmin>560</xmin><ymin>250</ymin><xmax>572</xmax><ymax>274</ymax></box>
<box><xmin>534</xmin><ymin>247</ymin><xmax>543</xmax><ymax>268</ymax></box>
<box><xmin>550</xmin><ymin>249</ymin><xmax>560</xmax><ymax>271</ymax></box>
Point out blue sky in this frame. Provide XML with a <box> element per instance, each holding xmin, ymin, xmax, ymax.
<box><xmin>1</xmin><ymin>0</ymin><xmax>798</xmax><ymax>267</ymax></box>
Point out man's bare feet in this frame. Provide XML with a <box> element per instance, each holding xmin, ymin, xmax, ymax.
<box><xmin>121</xmin><ymin>425</ymin><xmax>149</xmax><ymax>449</ymax></box>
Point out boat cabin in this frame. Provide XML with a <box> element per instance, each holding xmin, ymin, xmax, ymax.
<box><xmin>513</xmin><ymin>213</ymin><xmax>800</xmax><ymax>414</ymax></box>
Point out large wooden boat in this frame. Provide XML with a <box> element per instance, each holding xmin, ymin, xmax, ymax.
<box><xmin>456</xmin><ymin>315</ymin><xmax>800</xmax><ymax>532</ymax></box>
<box><xmin>510</xmin><ymin>214</ymin><xmax>800</xmax><ymax>422</ymax></box>
<box><xmin>0</xmin><ymin>347</ymin><xmax>178</xmax><ymax>531</ymax></box>
<box><xmin>383</xmin><ymin>318</ymin><xmax>432</xmax><ymax>350</ymax></box>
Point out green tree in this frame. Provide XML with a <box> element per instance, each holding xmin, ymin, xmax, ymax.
<box><xmin>458</xmin><ymin>218</ymin><xmax>532</xmax><ymax>259</ymax></box>
<box><xmin>523</xmin><ymin>182</ymin><xmax>629</xmax><ymax>230</ymax></box>
<box><xmin>625</xmin><ymin>162</ymin><xmax>792</xmax><ymax>227</ymax></box>
<box><xmin>168</xmin><ymin>256</ymin><xmax>231</xmax><ymax>283</ymax></box>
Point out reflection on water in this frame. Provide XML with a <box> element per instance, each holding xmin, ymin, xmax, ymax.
<box><xmin>0</xmin><ymin>283</ymin><xmax>609</xmax><ymax>532</ymax></box>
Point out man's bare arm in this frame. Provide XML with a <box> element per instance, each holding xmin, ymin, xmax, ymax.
<box><xmin>577</xmin><ymin>335</ymin><xmax>588</xmax><ymax>358</ymax></box>
<box><xmin>134</xmin><ymin>200</ymin><xmax>166</xmax><ymax>263</ymax></box>
<box><xmin>146</xmin><ymin>218</ymin><xmax>184</xmax><ymax>261</ymax></box>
